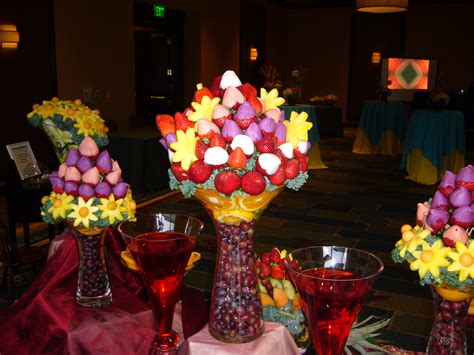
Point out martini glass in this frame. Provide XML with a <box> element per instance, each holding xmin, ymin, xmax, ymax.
<box><xmin>285</xmin><ymin>246</ymin><xmax>384</xmax><ymax>355</ymax></box>
<box><xmin>119</xmin><ymin>213</ymin><xmax>203</xmax><ymax>353</ymax></box>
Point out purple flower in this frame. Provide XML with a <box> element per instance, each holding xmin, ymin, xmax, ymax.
<box><xmin>449</xmin><ymin>187</ymin><xmax>471</xmax><ymax>208</ymax></box>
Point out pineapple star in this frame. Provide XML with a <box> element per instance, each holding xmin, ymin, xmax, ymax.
<box><xmin>188</xmin><ymin>96</ymin><xmax>221</xmax><ymax>122</ymax></box>
<box><xmin>169</xmin><ymin>128</ymin><xmax>199</xmax><ymax>170</ymax></box>
<box><xmin>260</xmin><ymin>88</ymin><xmax>285</xmax><ymax>111</ymax></box>
<box><xmin>283</xmin><ymin>111</ymin><xmax>313</xmax><ymax>148</ymax></box>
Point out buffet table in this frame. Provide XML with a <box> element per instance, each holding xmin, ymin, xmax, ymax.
<box><xmin>353</xmin><ymin>101</ymin><xmax>407</xmax><ymax>155</ymax></box>
<box><xmin>107</xmin><ymin>128</ymin><xmax>169</xmax><ymax>192</ymax></box>
<box><xmin>0</xmin><ymin>231</ymin><xmax>299</xmax><ymax>355</ymax></box>
<box><xmin>401</xmin><ymin>110</ymin><xmax>466</xmax><ymax>185</ymax></box>
<box><xmin>280</xmin><ymin>104</ymin><xmax>327</xmax><ymax>169</ymax></box>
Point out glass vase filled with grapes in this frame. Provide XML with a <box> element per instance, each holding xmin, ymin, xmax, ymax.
<box><xmin>286</xmin><ymin>246</ymin><xmax>384</xmax><ymax>355</ymax></box>
<box><xmin>119</xmin><ymin>213</ymin><xmax>203</xmax><ymax>353</ymax></box>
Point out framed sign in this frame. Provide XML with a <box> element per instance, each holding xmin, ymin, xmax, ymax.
<box><xmin>6</xmin><ymin>141</ymin><xmax>42</xmax><ymax>180</ymax></box>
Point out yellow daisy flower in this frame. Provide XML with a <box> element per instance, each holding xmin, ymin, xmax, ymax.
<box><xmin>169</xmin><ymin>128</ymin><xmax>199</xmax><ymax>170</ymax></box>
<box><xmin>68</xmin><ymin>197</ymin><xmax>99</xmax><ymax>228</ymax></box>
<box><xmin>36</xmin><ymin>102</ymin><xmax>58</xmax><ymax>120</ymax></box>
<box><xmin>410</xmin><ymin>240</ymin><xmax>450</xmax><ymax>279</ymax></box>
<box><xmin>447</xmin><ymin>241</ymin><xmax>474</xmax><ymax>282</ymax></box>
<box><xmin>47</xmin><ymin>192</ymin><xmax>74</xmax><ymax>220</ymax></box>
<box><xmin>98</xmin><ymin>195</ymin><xmax>127</xmax><ymax>225</ymax></box>
<box><xmin>260</xmin><ymin>88</ymin><xmax>285</xmax><ymax>111</ymax></box>
<box><xmin>123</xmin><ymin>192</ymin><xmax>137</xmax><ymax>220</ymax></box>
<box><xmin>74</xmin><ymin>117</ymin><xmax>97</xmax><ymax>136</ymax></box>
<box><xmin>188</xmin><ymin>96</ymin><xmax>221</xmax><ymax>122</ymax></box>
<box><xmin>396</xmin><ymin>227</ymin><xmax>431</xmax><ymax>258</ymax></box>
<box><xmin>283</xmin><ymin>111</ymin><xmax>313</xmax><ymax>148</ymax></box>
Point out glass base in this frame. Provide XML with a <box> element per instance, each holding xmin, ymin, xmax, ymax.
<box><xmin>208</xmin><ymin>323</ymin><xmax>264</xmax><ymax>344</ymax></box>
<box><xmin>151</xmin><ymin>330</ymin><xmax>179</xmax><ymax>353</ymax></box>
<box><xmin>76</xmin><ymin>288</ymin><xmax>112</xmax><ymax>308</ymax></box>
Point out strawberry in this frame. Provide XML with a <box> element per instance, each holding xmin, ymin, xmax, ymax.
<box><xmin>269</xmin><ymin>166</ymin><xmax>286</xmax><ymax>186</ymax></box>
<box><xmin>209</xmin><ymin>133</ymin><xmax>226</xmax><ymax>148</ymax></box>
<box><xmin>238</xmin><ymin>83</ymin><xmax>257</xmax><ymax>98</ymax></box>
<box><xmin>285</xmin><ymin>159</ymin><xmax>300</xmax><ymax>179</ymax></box>
<box><xmin>298</xmin><ymin>156</ymin><xmax>309</xmax><ymax>172</ymax></box>
<box><xmin>457</xmin><ymin>181</ymin><xmax>474</xmax><ymax>191</ymax></box>
<box><xmin>195</xmin><ymin>140</ymin><xmax>208</xmax><ymax>160</ymax></box>
<box><xmin>215</xmin><ymin>170</ymin><xmax>241</xmax><ymax>194</ymax></box>
<box><xmin>269</xmin><ymin>248</ymin><xmax>281</xmax><ymax>263</ymax></box>
<box><xmin>155</xmin><ymin>114</ymin><xmax>175</xmax><ymax>137</ymax></box>
<box><xmin>439</xmin><ymin>186</ymin><xmax>455</xmax><ymax>198</ymax></box>
<box><xmin>171</xmin><ymin>163</ymin><xmax>189</xmax><ymax>181</ymax></box>
<box><xmin>174</xmin><ymin>112</ymin><xmax>194</xmax><ymax>132</ymax></box>
<box><xmin>193</xmin><ymin>84</ymin><xmax>214</xmax><ymax>103</ymax></box>
<box><xmin>188</xmin><ymin>161</ymin><xmax>212</xmax><ymax>183</ymax></box>
<box><xmin>261</xmin><ymin>253</ymin><xmax>271</xmax><ymax>265</ymax></box>
<box><xmin>274</xmin><ymin>150</ymin><xmax>288</xmax><ymax>166</ymax></box>
<box><xmin>256</xmin><ymin>136</ymin><xmax>274</xmax><ymax>153</ymax></box>
<box><xmin>293</xmin><ymin>149</ymin><xmax>304</xmax><ymax>158</ymax></box>
<box><xmin>260</xmin><ymin>263</ymin><xmax>271</xmax><ymax>277</ymax></box>
<box><xmin>228</xmin><ymin>147</ymin><xmax>247</xmax><ymax>169</ymax></box>
<box><xmin>241</xmin><ymin>171</ymin><xmax>265</xmax><ymax>195</ymax></box>
<box><xmin>211</xmin><ymin>75</ymin><xmax>224</xmax><ymax>97</ymax></box>
<box><xmin>247</xmin><ymin>95</ymin><xmax>263</xmax><ymax>115</ymax></box>
<box><xmin>442</xmin><ymin>237</ymin><xmax>456</xmax><ymax>248</ymax></box>
<box><xmin>271</xmin><ymin>266</ymin><xmax>285</xmax><ymax>280</ymax></box>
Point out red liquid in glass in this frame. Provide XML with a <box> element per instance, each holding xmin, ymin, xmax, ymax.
<box><xmin>295</xmin><ymin>268</ymin><xmax>372</xmax><ymax>355</ymax></box>
<box><xmin>128</xmin><ymin>232</ymin><xmax>195</xmax><ymax>338</ymax></box>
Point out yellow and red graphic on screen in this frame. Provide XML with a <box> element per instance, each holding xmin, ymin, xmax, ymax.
<box><xmin>388</xmin><ymin>58</ymin><xmax>430</xmax><ymax>90</ymax></box>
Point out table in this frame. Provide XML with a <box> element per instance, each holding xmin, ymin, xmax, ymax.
<box><xmin>280</xmin><ymin>105</ymin><xmax>327</xmax><ymax>169</ymax></box>
<box><xmin>401</xmin><ymin>110</ymin><xmax>466</xmax><ymax>185</ymax></box>
<box><xmin>312</xmin><ymin>105</ymin><xmax>344</xmax><ymax>138</ymax></box>
<box><xmin>0</xmin><ymin>231</ymin><xmax>299</xmax><ymax>355</ymax></box>
<box><xmin>107</xmin><ymin>127</ymin><xmax>170</xmax><ymax>192</ymax></box>
<box><xmin>352</xmin><ymin>101</ymin><xmax>407</xmax><ymax>155</ymax></box>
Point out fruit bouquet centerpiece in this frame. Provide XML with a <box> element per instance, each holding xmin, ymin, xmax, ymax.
<box><xmin>40</xmin><ymin>136</ymin><xmax>136</xmax><ymax>307</ymax></box>
<box><xmin>392</xmin><ymin>165</ymin><xmax>474</xmax><ymax>353</ymax></box>
<box><xmin>309</xmin><ymin>94</ymin><xmax>338</xmax><ymax>106</ymax></box>
<box><xmin>155</xmin><ymin>70</ymin><xmax>312</xmax><ymax>343</ymax></box>
<box><xmin>27</xmin><ymin>97</ymin><xmax>109</xmax><ymax>162</ymax></box>
<box><xmin>429</xmin><ymin>90</ymin><xmax>450</xmax><ymax>110</ymax></box>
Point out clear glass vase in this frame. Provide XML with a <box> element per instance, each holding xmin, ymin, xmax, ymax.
<box><xmin>427</xmin><ymin>286</ymin><xmax>472</xmax><ymax>354</ymax></box>
<box><xmin>71</xmin><ymin>226</ymin><xmax>112</xmax><ymax>307</ymax></box>
<box><xmin>195</xmin><ymin>188</ymin><xmax>282</xmax><ymax>343</ymax></box>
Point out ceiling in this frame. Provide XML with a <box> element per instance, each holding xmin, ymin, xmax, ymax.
<box><xmin>268</xmin><ymin>0</ymin><xmax>474</xmax><ymax>8</ymax></box>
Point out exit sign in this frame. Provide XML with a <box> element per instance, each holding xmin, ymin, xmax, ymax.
<box><xmin>153</xmin><ymin>5</ymin><xmax>165</xmax><ymax>18</ymax></box>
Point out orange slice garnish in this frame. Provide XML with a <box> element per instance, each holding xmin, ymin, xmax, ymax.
<box><xmin>435</xmin><ymin>286</ymin><xmax>473</xmax><ymax>302</ymax></box>
<box><xmin>195</xmin><ymin>189</ymin><xmax>236</xmax><ymax>210</ymax></box>
<box><xmin>237</xmin><ymin>188</ymin><xmax>282</xmax><ymax>212</ymax></box>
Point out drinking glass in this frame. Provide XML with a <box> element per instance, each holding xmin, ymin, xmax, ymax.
<box><xmin>119</xmin><ymin>213</ymin><xmax>204</xmax><ymax>353</ymax></box>
<box><xmin>285</xmin><ymin>246</ymin><xmax>384</xmax><ymax>355</ymax></box>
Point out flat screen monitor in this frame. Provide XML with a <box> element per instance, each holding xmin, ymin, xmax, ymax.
<box><xmin>381</xmin><ymin>58</ymin><xmax>437</xmax><ymax>102</ymax></box>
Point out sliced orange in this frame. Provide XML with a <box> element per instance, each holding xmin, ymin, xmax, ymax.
<box><xmin>237</xmin><ymin>188</ymin><xmax>283</xmax><ymax>212</ymax></box>
<box><xmin>195</xmin><ymin>189</ymin><xmax>236</xmax><ymax>210</ymax></box>
<box><xmin>213</xmin><ymin>209</ymin><xmax>256</xmax><ymax>225</ymax></box>
<box><xmin>435</xmin><ymin>286</ymin><xmax>473</xmax><ymax>302</ymax></box>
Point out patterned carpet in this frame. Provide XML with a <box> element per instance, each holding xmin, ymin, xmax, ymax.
<box><xmin>2</xmin><ymin>130</ymin><xmax>472</xmax><ymax>351</ymax></box>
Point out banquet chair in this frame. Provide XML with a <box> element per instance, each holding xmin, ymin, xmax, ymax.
<box><xmin>0</xmin><ymin>221</ymin><xmax>46</xmax><ymax>304</ymax></box>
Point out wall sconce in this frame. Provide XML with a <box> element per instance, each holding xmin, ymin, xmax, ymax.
<box><xmin>0</xmin><ymin>24</ymin><xmax>20</xmax><ymax>50</ymax></box>
<box><xmin>371</xmin><ymin>51</ymin><xmax>381</xmax><ymax>64</ymax></box>
<box><xmin>250</xmin><ymin>47</ymin><xmax>258</xmax><ymax>62</ymax></box>
<box><xmin>357</xmin><ymin>0</ymin><xmax>408</xmax><ymax>13</ymax></box>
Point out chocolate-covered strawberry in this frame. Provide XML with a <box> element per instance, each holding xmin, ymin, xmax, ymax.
<box><xmin>426</xmin><ymin>208</ymin><xmax>449</xmax><ymax>233</ymax></box>
<box><xmin>438</xmin><ymin>170</ymin><xmax>456</xmax><ymax>197</ymax></box>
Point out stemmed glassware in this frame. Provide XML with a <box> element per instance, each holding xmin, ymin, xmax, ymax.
<box><xmin>119</xmin><ymin>213</ymin><xmax>203</xmax><ymax>353</ymax></box>
<box><xmin>285</xmin><ymin>246</ymin><xmax>384</xmax><ymax>355</ymax></box>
